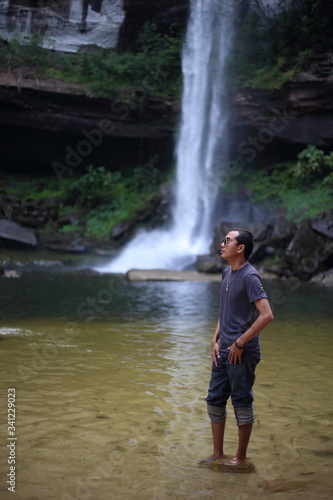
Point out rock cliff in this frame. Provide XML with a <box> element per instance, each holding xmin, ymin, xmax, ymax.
<box><xmin>230</xmin><ymin>55</ymin><xmax>333</xmax><ymax>165</ymax></box>
<box><xmin>0</xmin><ymin>74</ymin><xmax>179</xmax><ymax>173</ymax></box>
<box><xmin>1</xmin><ymin>0</ymin><xmax>333</xmax><ymax>173</ymax></box>
<box><xmin>118</xmin><ymin>0</ymin><xmax>189</xmax><ymax>51</ymax></box>
<box><xmin>1</xmin><ymin>57</ymin><xmax>333</xmax><ymax>174</ymax></box>
<box><xmin>0</xmin><ymin>0</ymin><xmax>124</xmax><ymax>52</ymax></box>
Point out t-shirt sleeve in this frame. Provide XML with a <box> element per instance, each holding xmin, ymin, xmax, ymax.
<box><xmin>244</xmin><ymin>273</ymin><xmax>267</xmax><ymax>303</ymax></box>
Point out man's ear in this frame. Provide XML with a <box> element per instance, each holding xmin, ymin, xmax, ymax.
<box><xmin>237</xmin><ymin>243</ymin><xmax>245</xmax><ymax>254</ymax></box>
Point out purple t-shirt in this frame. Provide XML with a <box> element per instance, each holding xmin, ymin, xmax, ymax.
<box><xmin>218</xmin><ymin>262</ymin><xmax>267</xmax><ymax>353</ymax></box>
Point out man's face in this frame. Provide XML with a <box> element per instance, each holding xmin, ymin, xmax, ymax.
<box><xmin>220</xmin><ymin>230</ymin><xmax>240</xmax><ymax>260</ymax></box>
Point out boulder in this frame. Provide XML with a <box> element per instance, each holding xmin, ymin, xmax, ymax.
<box><xmin>0</xmin><ymin>219</ymin><xmax>37</xmax><ymax>246</ymax></box>
<box><xmin>0</xmin><ymin>259</ymin><xmax>22</xmax><ymax>278</ymax></box>
<box><xmin>111</xmin><ymin>219</ymin><xmax>136</xmax><ymax>239</ymax></box>
<box><xmin>311</xmin><ymin>268</ymin><xmax>333</xmax><ymax>286</ymax></box>
<box><xmin>2</xmin><ymin>269</ymin><xmax>21</xmax><ymax>278</ymax></box>
<box><xmin>311</xmin><ymin>210</ymin><xmax>333</xmax><ymax>238</ymax></box>
<box><xmin>209</xmin><ymin>221</ymin><xmax>285</xmax><ymax>263</ymax></box>
<box><xmin>196</xmin><ymin>254</ymin><xmax>226</xmax><ymax>273</ymax></box>
<box><xmin>285</xmin><ymin>214</ymin><xmax>333</xmax><ymax>279</ymax></box>
<box><xmin>126</xmin><ymin>268</ymin><xmax>221</xmax><ymax>282</ymax></box>
<box><xmin>210</xmin><ymin>221</ymin><xmax>269</xmax><ymax>254</ymax></box>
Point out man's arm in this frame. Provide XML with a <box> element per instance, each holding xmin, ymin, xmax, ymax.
<box><xmin>211</xmin><ymin>318</ymin><xmax>221</xmax><ymax>367</ymax></box>
<box><xmin>228</xmin><ymin>298</ymin><xmax>274</xmax><ymax>364</ymax></box>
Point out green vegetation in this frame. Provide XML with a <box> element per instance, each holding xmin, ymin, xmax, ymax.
<box><xmin>0</xmin><ymin>22</ymin><xmax>182</xmax><ymax>97</ymax></box>
<box><xmin>2</xmin><ymin>159</ymin><xmax>172</xmax><ymax>243</ymax></box>
<box><xmin>2</xmin><ymin>2</ymin><xmax>331</xmax><ymax>94</ymax></box>
<box><xmin>235</xmin><ymin>146</ymin><xmax>333</xmax><ymax>221</ymax></box>
<box><xmin>227</xmin><ymin>0</ymin><xmax>333</xmax><ymax>89</ymax></box>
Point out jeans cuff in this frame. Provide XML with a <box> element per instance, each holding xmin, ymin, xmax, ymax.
<box><xmin>207</xmin><ymin>403</ymin><xmax>227</xmax><ymax>423</ymax></box>
<box><xmin>234</xmin><ymin>407</ymin><xmax>255</xmax><ymax>426</ymax></box>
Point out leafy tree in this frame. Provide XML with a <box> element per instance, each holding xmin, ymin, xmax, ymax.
<box><xmin>294</xmin><ymin>145</ymin><xmax>333</xmax><ymax>184</ymax></box>
<box><xmin>227</xmin><ymin>0</ymin><xmax>333</xmax><ymax>89</ymax></box>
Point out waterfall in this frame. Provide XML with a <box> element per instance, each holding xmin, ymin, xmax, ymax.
<box><xmin>97</xmin><ymin>0</ymin><xmax>236</xmax><ymax>273</ymax></box>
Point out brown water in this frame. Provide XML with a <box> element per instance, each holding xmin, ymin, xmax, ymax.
<box><xmin>0</xmin><ymin>273</ymin><xmax>332</xmax><ymax>499</ymax></box>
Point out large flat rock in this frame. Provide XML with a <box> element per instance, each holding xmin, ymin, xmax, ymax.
<box><xmin>0</xmin><ymin>219</ymin><xmax>37</xmax><ymax>246</ymax></box>
<box><xmin>126</xmin><ymin>269</ymin><xmax>221</xmax><ymax>282</ymax></box>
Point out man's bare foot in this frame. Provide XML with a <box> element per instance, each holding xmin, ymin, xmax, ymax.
<box><xmin>198</xmin><ymin>454</ymin><xmax>227</xmax><ymax>464</ymax></box>
<box><xmin>222</xmin><ymin>456</ymin><xmax>248</xmax><ymax>466</ymax></box>
<box><xmin>213</xmin><ymin>457</ymin><xmax>255</xmax><ymax>473</ymax></box>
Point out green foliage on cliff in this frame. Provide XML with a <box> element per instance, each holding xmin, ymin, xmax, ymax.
<box><xmin>0</xmin><ymin>33</ymin><xmax>44</xmax><ymax>69</ymax></box>
<box><xmin>0</xmin><ymin>22</ymin><xmax>182</xmax><ymax>97</ymax></box>
<box><xmin>61</xmin><ymin>166</ymin><xmax>122</xmax><ymax>209</ymax></box>
<box><xmin>2</xmin><ymin>159</ymin><xmax>172</xmax><ymax>243</ymax></box>
<box><xmin>240</xmin><ymin>146</ymin><xmax>333</xmax><ymax>221</ymax></box>
<box><xmin>58</xmin><ymin>159</ymin><xmax>169</xmax><ymax>240</ymax></box>
<box><xmin>228</xmin><ymin>0</ymin><xmax>333</xmax><ymax>89</ymax></box>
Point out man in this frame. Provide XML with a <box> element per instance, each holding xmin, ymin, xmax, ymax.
<box><xmin>200</xmin><ymin>228</ymin><xmax>274</xmax><ymax>467</ymax></box>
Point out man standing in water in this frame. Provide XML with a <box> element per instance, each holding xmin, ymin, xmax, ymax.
<box><xmin>200</xmin><ymin>228</ymin><xmax>274</xmax><ymax>467</ymax></box>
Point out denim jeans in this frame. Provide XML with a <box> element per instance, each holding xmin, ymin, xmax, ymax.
<box><xmin>206</xmin><ymin>351</ymin><xmax>261</xmax><ymax>409</ymax></box>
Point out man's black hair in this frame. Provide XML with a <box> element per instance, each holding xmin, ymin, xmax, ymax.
<box><xmin>234</xmin><ymin>228</ymin><xmax>254</xmax><ymax>260</ymax></box>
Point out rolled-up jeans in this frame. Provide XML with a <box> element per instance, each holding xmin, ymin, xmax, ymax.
<box><xmin>206</xmin><ymin>350</ymin><xmax>260</xmax><ymax>426</ymax></box>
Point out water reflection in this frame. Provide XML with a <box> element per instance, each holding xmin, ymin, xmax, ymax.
<box><xmin>0</xmin><ymin>274</ymin><xmax>332</xmax><ymax>499</ymax></box>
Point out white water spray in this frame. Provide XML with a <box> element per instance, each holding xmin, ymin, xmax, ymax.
<box><xmin>97</xmin><ymin>0</ymin><xmax>236</xmax><ymax>273</ymax></box>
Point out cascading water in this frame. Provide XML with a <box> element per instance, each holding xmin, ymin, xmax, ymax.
<box><xmin>97</xmin><ymin>0</ymin><xmax>236</xmax><ymax>273</ymax></box>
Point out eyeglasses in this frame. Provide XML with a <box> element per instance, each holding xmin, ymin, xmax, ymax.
<box><xmin>221</xmin><ymin>238</ymin><xmax>239</xmax><ymax>246</ymax></box>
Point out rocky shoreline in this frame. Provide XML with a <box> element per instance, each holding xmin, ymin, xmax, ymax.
<box><xmin>1</xmin><ymin>208</ymin><xmax>332</xmax><ymax>286</ymax></box>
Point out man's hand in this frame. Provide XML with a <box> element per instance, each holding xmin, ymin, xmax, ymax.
<box><xmin>211</xmin><ymin>341</ymin><xmax>220</xmax><ymax>367</ymax></box>
<box><xmin>228</xmin><ymin>343</ymin><xmax>243</xmax><ymax>365</ymax></box>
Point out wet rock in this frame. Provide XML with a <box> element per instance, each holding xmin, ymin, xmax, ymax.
<box><xmin>90</xmin><ymin>248</ymin><xmax>115</xmax><ymax>256</ymax></box>
<box><xmin>210</xmin><ymin>221</ymin><xmax>270</xmax><ymax>256</ymax></box>
<box><xmin>67</xmin><ymin>268</ymin><xmax>100</xmax><ymax>275</ymax></box>
<box><xmin>263</xmin><ymin>262</ymin><xmax>293</xmax><ymax>278</ymax></box>
<box><xmin>311</xmin><ymin>209</ymin><xmax>333</xmax><ymax>238</ymax></box>
<box><xmin>0</xmin><ymin>219</ymin><xmax>37</xmax><ymax>246</ymax></box>
<box><xmin>285</xmin><ymin>215</ymin><xmax>333</xmax><ymax>279</ymax></box>
<box><xmin>46</xmin><ymin>243</ymin><xmax>86</xmax><ymax>253</ymax></box>
<box><xmin>0</xmin><ymin>193</ymin><xmax>60</xmax><ymax>228</ymax></box>
<box><xmin>0</xmin><ymin>259</ymin><xmax>21</xmax><ymax>278</ymax></box>
<box><xmin>32</xmin><ymin>260</ymin><xmax>65</xmax><ymax>267</ymax></box>
<box><xmin>310</xmin><ymin>268</ymin><xmax>333</xmax><ymax>286</ymax></box>
<box><xmin>196</xmin><ymin>254</ymin><xmax>225</xmax><ymax>273</ymax></box>
<box><xmin>3</xmin><ymin>269</ymin><xmax>21</xmax><ymax>278</ymax></box>
<box><xmin>111</xmin><ymin>219</ymin><xmax>136</xmax><ymax>239</ymax></box>
<box><xmin>212</xmin><ymin>459</ymin><xmax>255</xmax><ymax>473</ymax></box>
<box><xmin>126</xmin><ymin>269</ymin><xmax>221</xmax><ymax>282</ymax></box>
<box><xmin>270</xmin><ymin>219</ymin><xmax>297</xmax><ymax>243</ymax></box>
<box><xmin>209</xmin><ymin>220</ymin><xmax>293</xmax><ymax>265</ymax></box>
